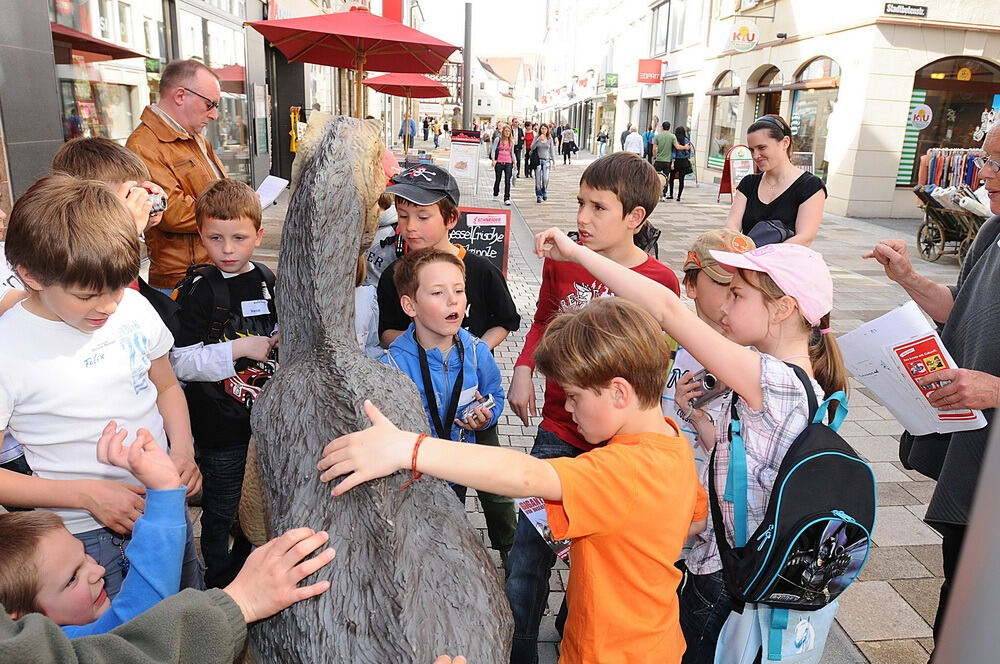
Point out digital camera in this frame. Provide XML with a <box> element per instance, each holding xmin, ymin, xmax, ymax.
<box><xmin>460</xmin><ymin>394</ymin><xmax>496</xmax><ymax>423</ymax></box>
<box><xmin>690</xmin><ymin>369</ymin><xmax>731</xmax><ymax>409</ymax></box>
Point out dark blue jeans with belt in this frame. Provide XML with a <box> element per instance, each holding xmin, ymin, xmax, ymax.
<box><xmin>504</xmin><ymin>426</ymin><xmax>583</xmax><ymax>664</ymax></box>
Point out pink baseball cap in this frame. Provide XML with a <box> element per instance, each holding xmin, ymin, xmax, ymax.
<box><xmin>709</xmin><ymin>243</ymin><xmax>833</xmax><ymax>327</ymax></box>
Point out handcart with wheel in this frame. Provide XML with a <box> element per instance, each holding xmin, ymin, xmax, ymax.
<box><xmin>912</xmin><ymin>185</ymin><xmax>986</xmax><ymax>267</ymax></box>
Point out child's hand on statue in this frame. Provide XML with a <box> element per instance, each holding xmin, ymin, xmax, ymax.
<box><xmin>223</xmin><ymin>528</ymin><xmax>335</xmax><ymax>623</ymax></box>
<box><xmin>318</xmin><ymin>400</ymin><xmax>414</xmax><ymax>495</ymax></box>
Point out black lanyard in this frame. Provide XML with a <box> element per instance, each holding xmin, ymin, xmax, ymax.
<box><xmin>417</xmin><ymin>337</ymin><xmax>465</xmax><ymax>439</ymax></box>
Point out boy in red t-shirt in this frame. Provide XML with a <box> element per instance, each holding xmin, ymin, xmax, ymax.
<box><xmin>506</xmin><ymin>151</ymin><xmax>680</xmax><ymax>661</ymax></box>
<box><xmin>320</xmin><ymin>297</ymin><xmax>707</xmax><ymax>664</ymax></box>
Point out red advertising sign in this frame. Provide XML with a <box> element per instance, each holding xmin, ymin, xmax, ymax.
<box><xmin>637</xmin><ymin>59</ymin><xmax>664</xmax><ymax>84</ymax></box>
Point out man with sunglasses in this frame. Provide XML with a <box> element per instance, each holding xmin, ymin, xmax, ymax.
<box><xmin>865</xmin><ymin>123</ymin><xmax>1000</xmax><ymax>656</ymax></box>
<box><xmin>127</xmin><ymin>59</ymin><xmax>226</xmax><ymax>295</ymax></box>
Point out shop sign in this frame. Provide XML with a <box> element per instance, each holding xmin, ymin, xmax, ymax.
<box><xmin>789</xmin><ymin>115</ymin><xmax>801</xmax><ymax>136</ymax></box>
<box><xmin>910</xmin><ymin>103</ymin><xmax>933</xmax><ymax>131</ymax></box>
<box><xmin>729</xmin><ymin>20</ymin><xmax>759</xmax><ymax>53</ymax></box>
<box><xmin>145</xmin><ymin>58</ymin><xmax>160</xmax><ymax>73</ymax></box>
<box><xmin>957</xmin><ymin>67</ymin><xmax>972</xmax><ymax>81</ymax></box>
<box><xmin>605</xmin><ymin>73</ymin><xmax>619</xmax><ymax>89</ymax></box>
<box><xmin>637</xmin><ymin>59</ymin><xmax>663</xmax><ymax>84</ymax></box>
<box><xmin>883</xmin><ymin>3</ymin><xmax>927</xmax><ymax>17</ymax></box>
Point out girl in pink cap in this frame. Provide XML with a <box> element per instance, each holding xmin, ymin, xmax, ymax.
<box><xmin>534</xmin><ymin>228</ymin><xmax>848</xmax><ymax>664</ymax></box>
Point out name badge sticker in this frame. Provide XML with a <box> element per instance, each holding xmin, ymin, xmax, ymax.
<box><xmin>242</xmin><ymin>299</ymin><xmax>270</xmax><ymax>317</ymax></box>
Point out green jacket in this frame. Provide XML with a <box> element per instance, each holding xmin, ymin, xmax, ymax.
<box><xmin>0</xmin><ymin>589</ymin><xmax>246</xmax><ymax>663</ymax></box>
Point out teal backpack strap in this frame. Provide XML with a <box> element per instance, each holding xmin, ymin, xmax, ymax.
<box><xmin>724</xmin><ymin>398</ymin><xmax>749</xmax><ymax>547</ymax></box>
<box><xmin>814</xmin><ymin>390</ymin><xmax>848</xmax><ymax>432</ymax></box>
<box><xmin>768</xmin><ymin>608</ymin><xmax>790</xmax><ymax>661</ymax></box>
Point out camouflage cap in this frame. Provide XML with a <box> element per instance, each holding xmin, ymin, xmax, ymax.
<box><xmin>683</xmin><ymin>228</ymin><xmax>756</xmax><ymax>284</ymax></box>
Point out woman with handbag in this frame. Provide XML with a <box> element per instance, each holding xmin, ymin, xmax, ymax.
<box><xmin>530</xmin><ymin>123</ymin><xmax>556</xmax><ymax>203</ymax></box>
<box><xmin>561</xmin><ymin>124</ymin><xmax>577</xmax><ymax>164</ymax></box>
<box><xmin>596</xmin><ymin>123</ymin><xmax>609</xmax><ymax>157</ymax></box>
<box><xmin>668</xmin><ymin>126</ymin><xmax>694</xmax><ymax>202</ymax></box>
<box><xmin>724</xmin><ymin>115</ymin><xmax>826</xmax><ymax>247</ymax></box>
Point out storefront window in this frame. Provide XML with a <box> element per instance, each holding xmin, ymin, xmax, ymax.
<box><xmin>179</xmin><ymin>9</ymin><xmax>250</xmax><ymax>183</ymax></box>
<box><xmin>752</xmin><ymin>67</ymin><xmax>782</xmax><ymax>117</ymax></box>
<box><xmin>59</xmin><ymin>78</ymin><xmax>135</xmax><ymax>142</ymax></box>
<box><xmin>897</xmin><ymin>57</ymin><xmax>1000</xmax><ymax>186</ymax></box>
<box><xmin>789</xmin><ymin>58</ymin><xmax>840</xmax><ymax>181</ymax></box>
<box><xmin>708</xmin><ymin>71</ymin><xmax>740</xmax><ymax>168</ymax></box>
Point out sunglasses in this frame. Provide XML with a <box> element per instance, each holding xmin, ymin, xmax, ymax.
<box><xmin>183</xmin><ymin>87</ymin><xmax>220</xmax><ymax>110</ymax></box>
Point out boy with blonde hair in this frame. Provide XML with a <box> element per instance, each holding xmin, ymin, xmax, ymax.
<box><xmin>505</xmin><ymin>151</ymin><xmax>681</xmax><ymax>661</ymax></box>
<box><xmin>320</xmin><ymin>297</ymin><xmax>707</xmax><ymax>663</ymax></box>
<box><xmin>0</xmin><ymin>174</ymin><xmax>203</xmax><ymax>599</ymax></box>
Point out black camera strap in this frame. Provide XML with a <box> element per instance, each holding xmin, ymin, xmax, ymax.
<box><xmin>417</xmin><ymin>336</ymin><xmax>465</xmax><ymax>439</ymax></box>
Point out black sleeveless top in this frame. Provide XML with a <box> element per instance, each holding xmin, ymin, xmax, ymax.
<box><xmin>737</xmin><ymin>171</ymin><xmax>827</xmax><ymax>236</ymax></box>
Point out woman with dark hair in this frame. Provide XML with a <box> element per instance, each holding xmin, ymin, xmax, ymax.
<box><xmin>724</xmin><ymin>114</ymin><xmax>826</xmax><ymax>246</ymax></box>
<box><xmin>667</xmin><ymin>126</ymin><xmax>693</xmax><ymax>202</ymax></box>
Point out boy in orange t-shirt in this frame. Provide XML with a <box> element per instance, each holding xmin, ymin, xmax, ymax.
<box><xmin>319</xmin><ymin>297</ymin><xmax>708</xmax><ymax>664</ymax></box>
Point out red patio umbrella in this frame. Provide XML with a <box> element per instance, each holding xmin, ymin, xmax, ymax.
<box><xmin>363</xmin><ymin>73</ymin><xmax>450</xmax><ymax>150</ymax></box>
<box><xmin>245</xmin><ymin>8</ymin><xmax>459</xmax><ymax>118</ymax></box>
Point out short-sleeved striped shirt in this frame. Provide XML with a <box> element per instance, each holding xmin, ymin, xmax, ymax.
<box><xmin>686</xmin><ymin>353</ymin><xmax>824</xmax><ymax>575</ymax></box>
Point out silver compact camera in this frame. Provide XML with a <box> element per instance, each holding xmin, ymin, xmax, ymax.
<box><xmin>689</xmin><ymin>369</ymin><xmax>731</xmax><ymax>409</ymax></box>
<box><xmin>132</xmin><ymin>187</ymin><xmax>168</xmax><ymax>215</ymax></box>
<box><xmin>460</xmin><ymin>394</ymin><xmax>496</xmax><ymax>423</ymax></box>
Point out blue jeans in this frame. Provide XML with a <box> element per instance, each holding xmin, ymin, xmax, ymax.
<box><xmin>75</xmin><ymin>518</ymin><xmax>204</xmax><ymax>600</ymax></box>
<box><xmin>534</xmin><ymin>160</ymin><xmax>551</xmax><ymax>199</ymax></box>
<box><xmin>197</xmin><ymin>444</ymin><xmax>252</xmax><ymax>588</ymax></box>
<box><xmin>678</xmin><ymin>567</ymin><xmax>735</xmax><ymax>664</ymax></box>
<box><xmin>504</xmin><ymin>427</ymin><xmax>583</xmax><ymax>664</ymax></box>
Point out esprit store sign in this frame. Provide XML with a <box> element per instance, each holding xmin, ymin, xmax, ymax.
<box><xmin>729</xmin><ymin>20</ymin><xmax>759</xmax><ymax>52</ymax></box>
<box><xmin>637</xmin><ymin>59</ymin><xmax>665</xmax><ymax>84</ymax></box>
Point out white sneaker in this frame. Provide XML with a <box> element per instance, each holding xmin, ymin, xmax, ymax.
<box><xmin>504</xmin><ymin>199</ymin><xmax>512</xmax><ymax>206</ymax></box>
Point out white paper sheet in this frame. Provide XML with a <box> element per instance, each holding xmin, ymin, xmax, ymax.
<box><xmin>838</xmin><ymin>301</ymin><xmax>987</xmax><ymax>435</ymax></box>
<box><xmin>256</xmin><ymin>175</ymin><xmax>289</xmax><ymax>209</ymax></box>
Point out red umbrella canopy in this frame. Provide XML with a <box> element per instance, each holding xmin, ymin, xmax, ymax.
<box><xmin>245</xmin><ymin>8</ymin><xmax>458</xmax><ymax>73</ymax></box>
<box><xmin>362</xmin><ymin>73</ymin><xmax>450</xmax><ymax>99</ymax></box>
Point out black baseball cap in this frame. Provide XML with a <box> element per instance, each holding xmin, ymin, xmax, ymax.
<box><xmin>386</xmin><ymin>164</ymin><xmax>461</xmax><ymax>206</ymax></box>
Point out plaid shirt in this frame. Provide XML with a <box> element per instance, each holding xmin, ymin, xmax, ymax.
<box><xmin>686</xmin><ymin>354</ymin><xmax>824</xmax><ymax>575</ymax></box>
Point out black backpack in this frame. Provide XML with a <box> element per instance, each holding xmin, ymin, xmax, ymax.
<box><xmin>708</xmin><ymin>364</ymin><xmax>876</xmax><ymax>611</ymax></box>
<box><xmin>171</xmin><ymin>261</ymin><xmax>277</xmax><ymax>343</ymax></box>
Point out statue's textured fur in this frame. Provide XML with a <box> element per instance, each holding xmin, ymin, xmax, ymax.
<box><xmin>248</xmin><ymin>116</ymin><xmax>513</xmax><ymax>662</ymax></box>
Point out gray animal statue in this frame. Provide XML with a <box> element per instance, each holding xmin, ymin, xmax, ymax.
<box><xmin>247</xmin><ymin>115</ymin><xmax>513</xmax><ymax>662</ymax></box>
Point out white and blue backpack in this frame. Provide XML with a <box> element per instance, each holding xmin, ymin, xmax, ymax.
<box><xmin>711</xmin><ymin>364</ymin><xmax>876</xmax><ymax>662</ymax></box>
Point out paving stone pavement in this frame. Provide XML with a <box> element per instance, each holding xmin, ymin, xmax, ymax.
<box><xmin>250</xmin><ymin>142</ymin><xmax>959</xmax><ymax>663</ymax></box>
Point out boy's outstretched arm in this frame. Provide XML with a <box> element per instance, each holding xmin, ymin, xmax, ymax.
<box><xmin>319</xmin><ymin>401</ymin><xmax>562</xmax><ymax>501</ymax></box>
<box><xmin>148</xmin><ymin>355</ymin><xmax>202</xmax><ymax>496</ymax></box>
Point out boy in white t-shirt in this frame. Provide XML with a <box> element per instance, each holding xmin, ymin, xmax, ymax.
<box><xmin>0</xmin><ymin>174</ymin><xmax>204</xmax><ymax>599</ymax></box>
<box><xmin>0</xmin><ymin>206</ymin><xmax>29</xmax><ymax>479</ymax></box>
<box><xmin>662</xmin><ymin>229</ymin><xmax>756</xmax><ymax>454</ymax></box>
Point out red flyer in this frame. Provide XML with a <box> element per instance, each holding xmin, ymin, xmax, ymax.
<box><xmin>892</xmin><ymin>334</ymin><xmax>978</xmax><ymax>421</ymax></box>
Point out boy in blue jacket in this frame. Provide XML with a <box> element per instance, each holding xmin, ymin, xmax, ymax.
<box><xmin>384</xmin><ymin>247</ymin><xmax>504</xmax><ymax>503</ymax></box>
<box><xmin>0</xmin><ymin>422</ymin><xmax>189</xmax><ymax>636</ymax></box>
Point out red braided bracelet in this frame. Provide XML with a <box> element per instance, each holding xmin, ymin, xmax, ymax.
<box><xmin>400</xmin><ymin>433</ymin><xmax>428</xmax><ymax>490</ymax></box>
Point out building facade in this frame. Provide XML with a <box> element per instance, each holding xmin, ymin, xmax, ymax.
<box><xmin>534</xmin><ymin>0</ymin><xmax>1000</xmax><ymax>218</ymax></box>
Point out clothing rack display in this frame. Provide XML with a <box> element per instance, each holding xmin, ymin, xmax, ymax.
<box><xmin>919</xmin><ymin>147</ymin><xmax>985</xmax><ymax>189</ymax></box>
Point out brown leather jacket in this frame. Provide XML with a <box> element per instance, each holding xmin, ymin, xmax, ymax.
<box><xmin>126</xmin><ymin>106</ymin><xmax>225</xmax><ymax>289</ymax></box>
